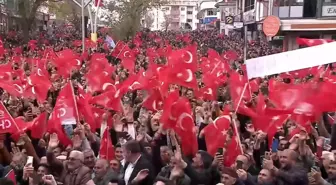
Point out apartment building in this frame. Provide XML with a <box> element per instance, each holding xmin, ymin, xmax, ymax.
<box><xmin>223</xmin><ymin>0</ymin><xmax>336</xmax><ymax>51</ymax></box>
<box><xmin>216</xmin><ymin>0</ymin><xmax>241</xmax><ymax>34</ymax></box>
<box><xmin>144</xmin><ymin>0</ymin><xmax>199</xmax><ymax>31</ymax></box>
<box><xmin>272</xmin><ymin>0</ymin><xmax>336</xmax><ymax>51</ymax></box>
<box><xmin>197</xmin><ymin>0</ymin><xmax>221</xmax><ymax>30</ymax></box>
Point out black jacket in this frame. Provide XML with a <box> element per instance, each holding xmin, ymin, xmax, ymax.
<box><xmin>119</xmin><ymin>155</ymin><xmax>155</xmax><ymax>185</ymax></box>
<box><xmin>275</xmin><ymin>165</ymin><xmax>309</xmax><ymax>185</ymax></box>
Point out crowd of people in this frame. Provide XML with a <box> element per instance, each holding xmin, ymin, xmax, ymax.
<box><xmin>0</xmin><ymin>26</ymin><xmax>334</xmax><ymax>185</ymax></box>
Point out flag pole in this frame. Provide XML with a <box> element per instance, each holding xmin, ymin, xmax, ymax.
<box><xmin>232</xmin><ymin>82</ymin><xmax>248</xmax><ymax>154</ymax></box>
<box><xmin>81</xmin><ymin>0</ymin><xmax>85</xmax><ymax>53</ymax></box>
<box><xmin>70</xmin><ymin>80</ymin><xmax>80</xmax><ymax>123</ymax></box>
<box><xmin>87</xmin><ymin>5</ymin><xmax>94</xmax><ymax>34</ymax></box>
<box><xmin>72</xmin><ymin>0</ymin><xmax>92</xmax><ymax>53</ymax></box>
<box><xmin>242</xmin><ymin>0</ymin><xmax>247</xmax><ymax>64</ymax></box>
<box><xmin>94</xmin><ymin>0</ymin><xmax>102</xmax><ymax>33</ymax></box>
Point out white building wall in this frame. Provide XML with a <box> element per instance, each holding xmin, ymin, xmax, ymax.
<box><xmin>145</xmin><ymin>0</ymin><xmax>199</xmax><ymax>31</ymax></box>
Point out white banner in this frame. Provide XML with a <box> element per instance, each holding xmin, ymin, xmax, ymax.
<box><xmin>246</xmin><ymin>42</ymin><xmax>336</xmax><ymax>79</ymax></box>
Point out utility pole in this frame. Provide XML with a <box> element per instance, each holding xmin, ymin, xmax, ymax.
<box><xmin>72</xmin><ymin>0</ymin><xmax>92</xmax><ymax>53</ymax></box>
<box><xmin>240</xmin><ymin>0</ymin><xmax>247</xmax><ymax>63</ymax></box>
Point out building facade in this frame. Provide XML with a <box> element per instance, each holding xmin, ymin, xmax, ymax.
<box><xmin>216</xmin><ymin>0</ymin><xmax>242</xmax><ymax>34</ymax></box>
<box><xmin>272</xmin><ymin>0</ymin><xmax>336</xmax><ymax>51</ymax></box>
<box><xmin>223</xmin><ymin>0</ymin><xmax>336</xmax><ymax>51</ymax></box>
<box><xmin>197</xmin><ymin>0</ymin><xmax>221</xmax><ymax>30</ymax></box>
<box><xmin>144</xmin><ymin>0</ymin><xmax>199</xmax><ymax>31</ymax></box>
<box><xmin>0</xmin><ymin>0</ymin><xmax>50</xmax><ymax>33</ymax></box>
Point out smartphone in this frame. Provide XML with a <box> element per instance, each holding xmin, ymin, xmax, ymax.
<box><xmin>324</xmin><ymin>138</ymin><xmax>331</xmax><ymax>150</ymax></box>
<box><xmin>265</xmin><ymin>152</ymin><xmax>271</xmax><ymax>160</ymax></box>
<box><xmin>27</xmin><ymin>156</ymin><xmax>33</xmax><ymax>166</ymax></box>
<box><xmin>217</xmin><ymin>148</ymin><xmax>224</xmax><ymax>155</ymax></box>
<box><xmin>310</xmin><ymin>165</ymin><xmax>320</xmax><ymax>172</ymax></box>
<box><xmin>236</xmin><ymin>160</ymin><xmax>243</xmax><ymax>169</ymax></box>
<box><xmin>272</xmin><ymin>139</ymin><xmax>279</xmax><ymax>153</ymax></box>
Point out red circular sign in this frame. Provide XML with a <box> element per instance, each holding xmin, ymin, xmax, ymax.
<box><xmin>263</xmin><ymin>16</ymin><xmax>281</xmax><ymax>37</ymax></box>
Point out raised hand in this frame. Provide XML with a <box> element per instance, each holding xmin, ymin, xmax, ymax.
<box><xmin>72</xmin><ymin>134</ymin><xmax>83</xmax><ymax>149</ymax></box>
<box><xmin>133</xmin><ymin>169</ymin><xmax>149</xmax><ymax>183</ymax></box>
<box><xmin>48</xmin><ymin>133</ymin><xmax>59</xmax><ymax>149</ymax></box>
<box><xmin>236</xmin><ymin>169</ymin><xmax>247</xmax><ymax>181</ymax></box>
<box><xmin>42</xmin><ymin>175</ymin><xmax>57</xmax><ymax>185</ymax></box>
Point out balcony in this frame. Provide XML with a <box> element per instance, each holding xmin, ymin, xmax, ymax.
<box><xmin>170</xmin><ymin>10</ymin><xmax>181</xmax><ymax>16</ymax></box>
<box><xmin>169</xmin><ymin>0</ymin><xmax>198</xmax><ymax>6</ymax></box>
<box><xmin>272</xmin><ymin>0</ymin><xmax>336</xmax><ymax>19</ymax></box>
<box><xmin>171</xmin><ymin>17</ymin><xmax>180</xmax><ymax>22</ymax></box>
<box><xmin>272</xmin><ymin>1</ymin><xmax>305</xmax><ymax>19</ymax></box>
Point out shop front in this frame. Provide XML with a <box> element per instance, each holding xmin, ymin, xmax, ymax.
<box><xmin>272</xmin><ymin>0</ymin><xmax>336</xmax><ymax>51</ymax></box>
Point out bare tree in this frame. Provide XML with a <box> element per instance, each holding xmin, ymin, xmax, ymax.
<box><xmin>105</xmin><ymin>0</ymin><xmax>167</xmax><ymax>40</ymax></box>
<box><xmin>161</xmin><ymin>13</ymin><xmax>172</xmax><ymax>31</ymax></box>
<box><xmin>16</xmin><ymin>0</ymin><xmax>61</xmax><ymax>42</ymax></box>
<box><xmin>144</xmin><ymin>12</ymin><xmax>154</xmax><ymax>29</ymax></box>
<box><xmin>48</xmin><ymin>0</ymin><xmax>81</xmax><ymax>30</ymax></box>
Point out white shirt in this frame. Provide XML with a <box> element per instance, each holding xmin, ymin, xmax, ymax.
<box><xmin>124</xmin><ymin>155</ymin><xmax>142</xmax><ymax>185</ymax></box>
<box><xmin>121</xmin><ymin>159</ymin><xmax>125</xmax><ymax>167</ymax></box>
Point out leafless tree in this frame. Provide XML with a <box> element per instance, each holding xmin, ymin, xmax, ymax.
<box><xmin>161</xmin><ymin>13</ymin><xmax>172</xmax><ymax>31</ymax></box>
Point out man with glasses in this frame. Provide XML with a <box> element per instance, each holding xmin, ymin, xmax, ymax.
<box><xmin>62</xmin><ymin>150</ymin><xmax>92</xmax><ymax>185</ymax></box>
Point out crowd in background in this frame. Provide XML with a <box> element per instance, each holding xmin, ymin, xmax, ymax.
<box><xmin>0</xmin><ymin>26</ymin><xmax>334</xmax><ymax>185</ymax></box>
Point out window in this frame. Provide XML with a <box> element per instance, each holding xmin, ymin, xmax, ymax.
<box><xmin>278</xmin><ymin>0</ymin><xmax>303</xmax><ymax>6</ymax></box>
<box><xmin>207</xmin><ymin>10</ymin><xmax>215</xmax><ymax>16</ymax></box>
<box><xmin>171</xmin><ymin>6</ymin><xmax>179</xmax><ymax>11</ymax></box>
<box><xmin>187</xmin><ymin>11</ymin><xmax>193</xmax><ymax>14</ymax></box>
<box><xmin>187</xmin><ymin>19</ymin><xmax>192</xmax><ymax>22</ymax></box>
<box><xmin>273</xmin><ymin>0</ymin><xmax>306</xmax><ymax>18</ymax></box>
<box><xmin>181</xmin><ymin>7</ymin><xmax>186</xmax><ymax>11</ymax></box>
<box><xmin>244</xmin><ymin>0</ymin><xmax>255</xmax><ymax>11</ymax></box>
<box><xmin>162</xmin><ymin>7</ymin><xmax>170</xmax><ymax>11</ymax></box>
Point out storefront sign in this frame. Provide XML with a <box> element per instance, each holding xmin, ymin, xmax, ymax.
<box><xmin>233</xmin><ymin>22</ymin><xmax>243</xmax><ymax>28</ymax></box>
<box><xmin>217</xmin><ymin>1</ymin><xmax>236</xmax><ymax>7</ymax></box>
<box><xmin>322</xmin><ymin>6</ymin><xmax>336</xmax><ymax>17</ymax></box>
<box><xmin>243</xmin><ymin>10</ymin><xmax>255</xmax><ymax>24</ymax></box>
<box><xmin>262</xmin><ymin>16</ymin><xmax>281</xmax><ymax>37</ymax></box>
<box><xmin>225</xmin><ymin>16</ymin><xmax>234</xmax><ymax>24</ymax></box>
<box><xmin>203</xmin><ymin>17</ymin><xmax>217</xmax><ymax>24</ymax></box>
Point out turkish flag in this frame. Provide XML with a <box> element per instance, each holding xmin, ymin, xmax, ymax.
<box><xmin>224</xmin><ymin>135</ymin><xmax>242</xmax><ymax>167</ymax></box>
<box><xmin>77</xmin><ymin>85</ymin><xmax>97</xmax><ymax>132</ymax></box>
<box><xmin>167</xmin><ymin>45</ymin><xmax>197</xmax><ymax>71</ymax></box>
<box><xmin>47</xmin><ymin>82</ymin><xmax>77</xmax><ymax>146</ymax></box>
<box><xmin>296</xmin><ymin>38</ymin><xmax>333</xmax><ymax>47</ymax></box>
<box><xmin>30</xmin><ymin>112</ymin><xmax>48</xmax><ymax>139</ymax></box>
<box><xmin>95</xmin><ymin>0</ymin><xmax>103</xmax><ymax>6</ymax></box>
<box><xmin>51</xmin><ymin>82</ymin><xmax>78</xmax><ymax>125</ymax></box>
<box><xmin>5</xmin><ymin>169</ymin><xmax>17</xmax><ymax>185</ymax></box>
<box><xmin>0</xmin><ymin>102</ymin><xmax>18</xmax><ymax>134</ymax></box>
<box><xmin>142</xmin><ymin>88</ymin><xmax>163</xmax><ymax>112</ymax></box>
<box><xmin>26</xmin><ymin>73</ymin><xmax>52</xmax><ymax>102</ymax></box>
<box><xmin>99</xmin><ymin>127</ymin><xmax>115</xmax><ymax>161</ymax></box>
<box><xmin>203</xmin><ymin>115</ymin><xmax>231</xmax><ymax>156</ymax></box>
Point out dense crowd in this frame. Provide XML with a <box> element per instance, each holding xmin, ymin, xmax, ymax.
<box><xmin>0</xmin><ymin>26</ymin><xmax>335</xmax><ymax>185</ymax></box>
